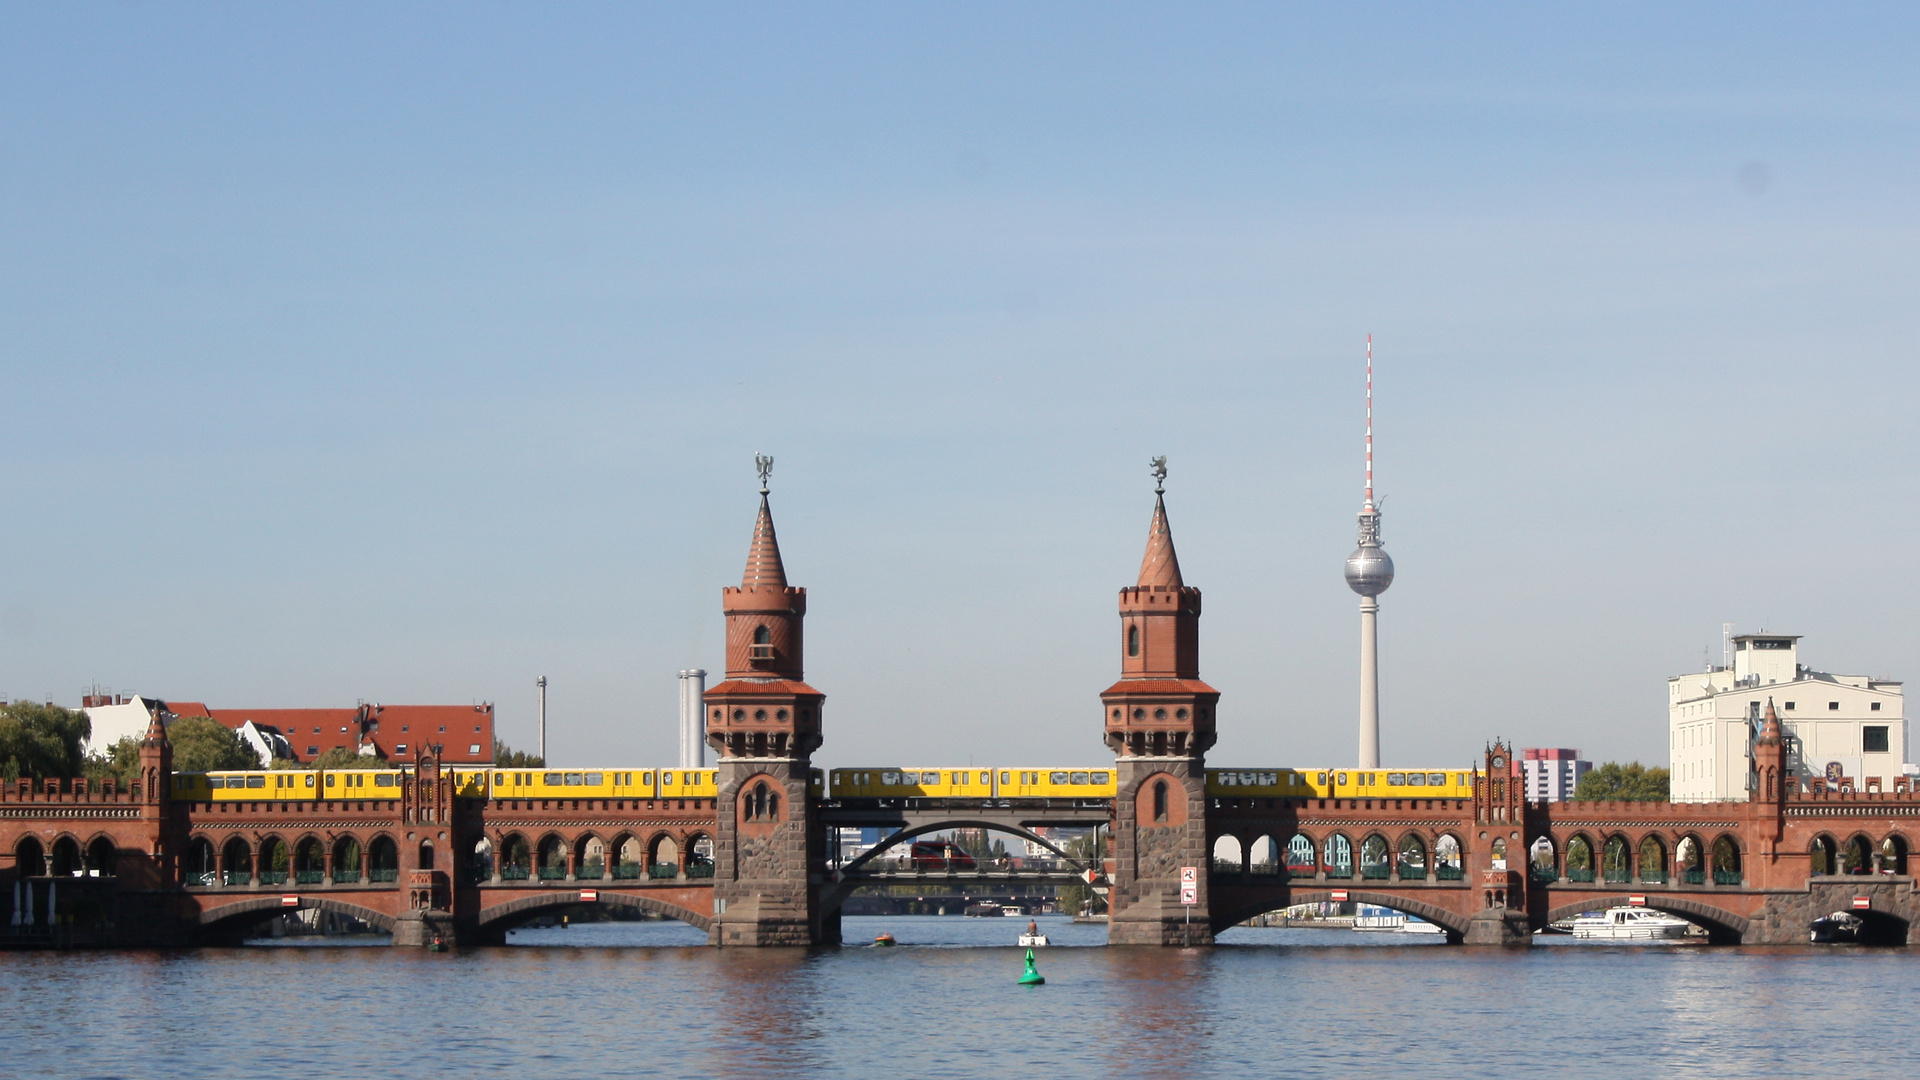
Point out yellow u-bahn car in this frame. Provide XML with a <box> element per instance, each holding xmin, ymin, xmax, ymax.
<box><xmin>172</xmin><ymin>765</ymin><xmax>818</xmax><ymax>802</ymax></box>
<box><xmin>828</xmin><ymin>767</ymin><xmax>1117</xmax><ymax>800</ymax></box>
<box><xmin>1205</xmin><ymin>768</ymin><xmax>1477</xmax><ymax>799</ymax></box>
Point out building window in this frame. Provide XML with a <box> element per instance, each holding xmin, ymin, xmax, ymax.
<box><xmin>1152</xmin><ymin>780</ymin><xmax>1168</xmax><ymax>822</ymax></box>
<box><xmin>1784</xmin><ymin>702</ymin><xmax>1795</xmax><ymax>710</ymax></box>
<box><xmin>1864</xmin><ymin>726</ymin><xmax>1890</xmax><ymax>754</ymax></box>
<box><xmin>1829</xmin><ymin>702</ymin><xmax>1840</xmax><ymax>711</ymax></box>
<box><xmin>1127</xmin><ymin>626</ymin><xmax>1139</xmax><ymax>657</ymax></box>
<box><xmin>1871</xmin><ymin>702</ymin><xmax>1881</xmax><ymax>712</ymax></box>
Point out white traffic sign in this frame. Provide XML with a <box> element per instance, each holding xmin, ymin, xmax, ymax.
<box><xmin>1179</xmin><ymin>866</ymin><xmax>1197</xmax><ymax>885</ymax></box>
<box><xmin>1180</xmin><ymin>883</ymin><xmax>1198</xmax><ymax>906</ymax></box>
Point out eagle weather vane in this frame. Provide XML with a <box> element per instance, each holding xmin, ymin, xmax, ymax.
<box><xmin>755</xmin><ymin>453</ymin><xmax>774</xmax><ymax>494</ymax></box>
<box><xmin>1150</xmin><ymin>455</ymin><xmax>1167</xmax><ymax>493</ymax></box>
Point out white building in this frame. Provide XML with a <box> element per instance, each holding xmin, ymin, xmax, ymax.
<box><xmin>1669</xmin><ymin>634</ymin><xmax>1907</xmax><ymax>801</ymax></box>
<box><xmin>1520</xmin><ymin>748</ymin><xmax>1590</xmax><ymax>802</ymax></box>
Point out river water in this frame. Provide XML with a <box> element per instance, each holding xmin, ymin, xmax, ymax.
<box><xmin>7</xmin><ymin>916</ymin><xmax>1915</xmax><ymax>1079</ymax></box>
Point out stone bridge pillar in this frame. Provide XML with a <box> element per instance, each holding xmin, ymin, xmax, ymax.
<box><xmin>1102</xmin><ymin>474</ymin><xmax>1220</xmax><ymax>946</ymax></box>
<box><xmin>704</xmin><ymin>467</ymin><xmax>829</xmax><ymax>946</ymax></box>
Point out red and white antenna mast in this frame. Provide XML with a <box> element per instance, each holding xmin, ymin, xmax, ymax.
<box><xmin>1364</xmin><ymin>333</ymin><xmax>1375</xmax><ymax>511</ymax></box>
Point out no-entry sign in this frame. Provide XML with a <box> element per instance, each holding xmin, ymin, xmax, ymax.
<box><xmin>1628</xmin><ymin>894</ymin><xmax>1647</xmax><ymax>906</ymax></box>
<box><xmin>579</xmin><ymin>890</ymin><xmax>598</xmax><ymax>903</ymax></box>
<box><xmin>1853</xmin><ymin>896</ymin><xmax>1872</xmax><ymax>910</ymax></box>
<box><xmin>1330</xmin><ymin>890</ymin><xmax>1349</xmax><ymax>902</ymax></box>
<box><xmin>281</xmin><ymin>895</ymin><xmax>300</xmax><ymax>908</ymax></box>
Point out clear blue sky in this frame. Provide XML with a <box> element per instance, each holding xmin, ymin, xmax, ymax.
<box><xmin>3</xmin><ymin>5</ymin><xmax>1917</xmax><ymax>770</ymax></box>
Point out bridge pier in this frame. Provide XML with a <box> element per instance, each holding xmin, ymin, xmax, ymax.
<box><xmin>1462</xmin><ymin>908</ymin><xmax>1531</xmax><ymax>946</ymax></box>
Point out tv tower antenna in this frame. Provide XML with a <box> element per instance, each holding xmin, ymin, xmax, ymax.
<box><xmin>1365</xmin><ymin>333</ymin><xmax>1375</xmax><ymax>511</ymax></box>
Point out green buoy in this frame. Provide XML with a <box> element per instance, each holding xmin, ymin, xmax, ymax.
<box><xmin>1018</xmin><ymin>947</ymin><xmax>1045</xmax><ymax>985</ymax></box>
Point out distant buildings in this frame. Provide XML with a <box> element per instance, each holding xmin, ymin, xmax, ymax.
<box><xmin>1520</xmin><ymin>748</ymin><xmax>1590</xmax><ymax>802</ymax></box>
<box><xmin>1668</xmin><ymin>634</ymin><xmax>1909</xmax><ymax>801</ymax></box>
<box><xmin>80</xmin><ymin>694</ymin><xmax>496</xmax><ymax>766</ymax></box>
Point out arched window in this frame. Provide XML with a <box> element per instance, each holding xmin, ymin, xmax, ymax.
<box><xmin>1566</xmin><ymin>835</ymin><xmax>1594</xmax><ymax>881</ymax></box>
<box><xmin>1809</xmin><ymin>836</ymin><xmax>1837</xmax><ymax>876</ymax></box>
<box><xmin>754</xmin><ymin>626</ymin><xmax>771</xmax><ymax>645</ymax></box>
<box><xmin>1286</xmin><ymin>833</ymin><xmax>1317</xmax><ymax>874</ymax></box>
<box><xmin>15</xmin><ymin>837</ymin><xmax>45</xmax><ymax>878</ymax></box>
<box><xmin>1152</xmin><ymin>780</ymin><xmax>1168</xmax><ymax>822</ymax></box>
<box><xmin>1323</xmin><ymin>834</ymin><xmax>1353</xmax><ymax>877</ymax></box>
<box><xmin>748</xmin><ymin>782</ymin><xmax>772</xmax><ymax>821</ymax></box>
<box><xmin>1127</xmin><ymin>625</ymin><xmax>1139</xmax><ymax>657</ymax></box>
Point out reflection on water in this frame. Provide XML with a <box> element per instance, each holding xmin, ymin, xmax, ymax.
<box><xmin>8</xmin><ymin>915</ymin><xmax>1919</xmax><ymax>1080</ymax></box>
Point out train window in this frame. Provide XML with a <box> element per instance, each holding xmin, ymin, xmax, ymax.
<box><xmin>207</xmin><ymin>777</ymin><xmax>225</xmax><ymax>788</ymax></box>
<box><xmin>1026</xmin><ymin>773</ymin><xmax>1038</xmax><ymax>785</ymax></box>
<box><xmin>375</xmin><ymin>775</ymin><xmax>398</xmax><ymax>787</ymax></box>
<box><xmin>1259</xmin><ymin>772</ymin><xmax>1276</xmax><ymax>786</ymax></box>
<box><xmin>880</xmin><ymin>772</ymin><xmax>899</xmax><ymax>785</ymax></box>
<box><xmin>661</xmin><ymin>772</ymin><xmax>674</xmax><ymax>786</ymax></box>
<box><xmin>544</xmin><ymin>773</ymin><xmax>564</xmax><ymax>785</ymax></box>
<box><xmin>246</xmin><ymin>776</ymin><xmax>265</xmax><ymax>789</ymax></box>
<box><xmin>584</xmin><ymin>773</ymin><xmax>603</xmax><ymax>786</ymax></box>
<box><xmin>1050</xmin><ymin>772</ymin><xmax>1068</xmax><ymax>785</ymax></box>
<box><xmin>999</xmin><ymin>771</ymin><xmax>1010</xmax><ymax>785</ymax></box>
<box><xmin>1387</xmin><ymin>773</ymin><xmax>1406</xmax><ymax>785</ymax></box>
<box><xmin>1428</xmin><ymin>773</ymin><xmax>1447</xmax><ymax>786</ymax></box>
<box><xmin>642</xmin><ymin>773</ymin><xmax>653</xmax><ymax>785</ymax></box>
<box><xmin>1069</xmin><ymin>772</ymin><xmax>1087</xmax><ymax>785</ymax></box>
<box><xmin>1337</xmin><ymin>772</ymin><xmax>1348</xmax><ymax>785</ymax></box>
<box><xmin>304</xmin><ymin>774</ymin><xmax>316</xmax><ymax>787</ymax></box>
<box><xmin>494</xmin><ymin>773</ymin><xmax>505</xmax><ymax>784</ymax></box>
<box><xmin>1092</xmin><ymin>772</ymin><xmax>1110</xmax><ymax>785</ymax></box>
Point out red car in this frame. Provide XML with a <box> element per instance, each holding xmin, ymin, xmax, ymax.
<box><xmin>909</xmin><ymin>840</ymin><xmax>978</xmax><ymax>871</ymax></box>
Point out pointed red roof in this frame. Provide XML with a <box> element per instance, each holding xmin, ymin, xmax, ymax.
<box><xmin>1136</xmin><ymin>493</ymin><xmax>1183</xmax><ymax>588</ymax></box>
<box><xmin>743</xmin><ymin>493</ymin><xmax>788</xmax><ymax>588</ymax></box>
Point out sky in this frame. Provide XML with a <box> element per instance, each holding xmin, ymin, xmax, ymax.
<box><xmin>2</xmin><ymin>5</ymin><xmax>1917</xmax><ymax>771</ymax></box>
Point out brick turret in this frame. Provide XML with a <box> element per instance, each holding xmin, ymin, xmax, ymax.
<box><xmin>1104</xmin><ymin>467</ymin><xmax>1219</xmax><ymax>946</ymax></box>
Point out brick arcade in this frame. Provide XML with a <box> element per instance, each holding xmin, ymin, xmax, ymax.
<box><xmin>5</xmin><ymin>480</ymin><xmax>1919</xmax><ymax>948</ymax></box>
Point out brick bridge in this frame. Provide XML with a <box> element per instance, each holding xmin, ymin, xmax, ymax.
<box><xmin>5</xmin><ymin>484</ymin><xmax>1917</xmax><ymax>947</ymax></box>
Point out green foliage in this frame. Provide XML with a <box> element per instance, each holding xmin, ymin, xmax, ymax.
<box><xmin>168</xmin><ymin>716</ymin><xmax>260</xmax><ymax>772</ymax></box>
<box><xmin>1573</xmin><ymin>761</ymin><xmax>1670</xmax><ymax>801</ymax></box>
<box><xmin>308</xmin><ymin>746</ymin><xmax>382</xmax><ymax>770</ymax></box>
<box><xmin>0</xmin><ymin>701</ymin><xmax>91</xmax><ymax>780</ymax></box>
<box><xmin>1055</xmin><ymin>829</ymin><xmax>1107</xmax><ymax>917</ymax></box>
<box><xmin>493</xmin><ymin>738</ymin><xmax>543</xmax><ymax>768</ymax></box>
<box><xmin>83</xmin><ymin>735</ymin><xmax>143</xmax><ymax>785</ymax></box>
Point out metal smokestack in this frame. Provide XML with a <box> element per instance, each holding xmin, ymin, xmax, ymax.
<box><xmin>678</xmin><ymin>669</ymin><xmax>708</xmax><ymax>769</ymax></box>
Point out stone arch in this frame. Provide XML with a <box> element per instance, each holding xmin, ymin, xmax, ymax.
<box><xmin>1637</xmin><ymin>834</ymin><xmax>1668</xmax><ymax>883</ymax></box>
<box><xmin>1843</xmin><ymin>834</ymin><xmax>1874</xmax><ymax>875</ymax></box>
<box><xmin>1525</xmin><ymin>834</ymin><xmax>1555</xmax><ymax>881</ymax></box>
<box><xmin>1396</xmin><ymin>832</ymin><xmax>1429</xmax><ymax>878</ymax></box>
<box><xmin>49</xmin><ymin>836</ymin><xmax>82</xmax><ymax>877</ymax></box>
<box><xmin>836</xmin><ymin>819</ymin><xmax>1083</xmax><ymax>877</ymax></box>
<box><xmin>1358</xmin><ymin>833</ymin><xmax>1391</xmax><ymax>879</ymax></box>
<box><xmin>648</xmin><ymin>832</ymin><xmax>681</xmax><ymax>877</ymax></box>
<box><xmin>1133</xmin><ymin>772</ymin><xmax>1187</xmax><ymax>828</ymax></box>
<box><xmin>535</xmin><ymin>833</ymin><xmax>567</xmax><ymax>879</ymax></box>
<box><xmin>610</xmin><ymin>833</ymin><xmax>644</xmax><ymax>879</ymax></box>
<box><xmin>1247</xmin><ymin>834</ymin><xmax>1280</xmax><ymax>875</ymax></box>
<box><xmin>367</xmin><ymin>834</ymin><xmax>399</xmax><ymax>882</ymax></box>
<box><xmin>1565</xmin><ymin>833</ymin><xmax>1595</xmax><ymax>881</ymax></box>
<box><xmin>1284</xmin><ymin>832</ymin><xmax>1317</xmax><ymax>876</ymax></box>
<box><xmin>1547</xmin><ymin>896</ymin><xmax>1750</xmax><ymax>944</ymax></box>
<box><xmin>1229</xmin><ymin>888</ymin><xmax>1471</xmax><ymax>940</ymax></box>
<box><xmin>1601</xmin><ymin>834</ymin><xmax>1632</xmax><ymax>882</ymax></box>
<box><xmin>475</xmin><ymin>891</ymin><xmax>712</xmax><ymax>934</ymax></box>
<box><xmin>1435</xmin><ymin>833</ymin><xmax>1464</xmax><ymax>879</ymax></box>
<box><xmin>1809</xmin><ymin>834</ymin><xmax>1839</xmax><ymax>876</ymax></box>
<box><xmin>184</xmin><ymin>836</ymin><xmax>217</xmax><ymax>885</ymax></box>
<box><xmin>292</xmin><ymin>836</ymin><xmax>326</xmax><ymax>883</ymax></box>
<box><xmin>333</xmin><ymin>835</ymin><xmax>364</xmax><ymax>882</ymax></box>
<box><xmin>258</xmin><ymin>835</ymin><xmax>293</xmax><ymax>884</ymax></box>
<box><xmin>498</xmin><ymin>833</ymin><xmax>531</xmax><ymax>880</ymax></box>
<box><xmin>1322</xmin><ymin>833</ymin><xmax>1354</xmax><ymax>878</ymax></box>
<box><xmin>686</xmin><ymin>833</ymin><xmax>714</xmax><ymax>878</ymax></box>
<box><xmin>15</xmin><ymin>836</ymin><xmax>45</xmax><ymax>878</ymax></box>
<box><xmin>220</xmin><ymin>837</ymin><xmax>253</xmax><ymax>883</ymax></box>
<box><xmin>1711</xmin><ymin>834</ymin><xmax>1742</xmax><ymax>883</ymax></box>
<box><xmin>82</xmin><ymin>836</ymin><xmax>116</xmax><ymax>877</ymax></box>
<box><xmin>199</xmin><ymin>895</ymin><xmax>398</xmax><ymax>938</ymax></box>
<box><xmin>1674</xmin><ymin>834</ymin><xmax>1705</xmax><ymax>881</ymax></box>
<box><xmin>464</xmin><ymin>834</ymin><xmax>493</xmax><ymax>882</ymax></box>
<box><xmin>575</xmin><ymin>834</ymin><xmax>607</xmax><ymax>880</ymax></box>
<box><xmin>1880</xmin><ymin>833</ymin><xmax>1909</xmax><ymax>875</ymax></box>
<box><xmin>1211</xmin><ymin>834</ymin><xmax>1243</xmax><ymax>873</ymax></box>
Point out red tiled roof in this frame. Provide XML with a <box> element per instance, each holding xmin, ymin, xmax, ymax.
<box><xmin>160</xmin><ymin>701</ymin><xmax>212</xmax><ymax>718</ymax></box>
<box><xmin>1099</xmin><ymin>679</ymin><xmax>1219</xmax><ymax>697</ymax></box>
<box><xmin>1137</xmin><ymin>493</ymin><xmax>1183</xmax><ymax>589</ymax></box>
<box><xmin>705</xmin><ymin>679</ymin><xmax>824</xmax><ymax>698</ymax></box>
<box><xmin>203</xmin><ymin>703</ymin><xmax>495</xmax><ymax>764</ymax></box>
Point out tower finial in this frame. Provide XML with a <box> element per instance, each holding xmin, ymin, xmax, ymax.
<box><xmin>755</xmin><ymin>453</ymin><xmax>774</xmax><ymax>495</ymax></box>
<box><xmin>1149</xmin><ymin>455</ymin><xmax>1167</xmax><ymax>495</ymax></box>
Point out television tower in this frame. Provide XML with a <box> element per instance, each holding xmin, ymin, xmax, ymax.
<box><xmin>1343</xmin><ymin>335</ymin><xmax>1395</xmax><ymax>769</ymax></box>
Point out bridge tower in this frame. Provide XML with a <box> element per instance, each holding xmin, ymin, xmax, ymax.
<box><xmin>1102</xmin><ymin>461</ymin><xmax>1219</xmax><ymax>945</ymax></box>
<box><xmin>704</xmin><ymin>458</ymin><xmax>829</xmax><ymax>945</ymax></box>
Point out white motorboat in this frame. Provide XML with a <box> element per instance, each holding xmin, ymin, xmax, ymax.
<box><xmin>1017</xmin><ymin>933</ymin><xmax>1049</xmax><ymax>947</ymax></box>
<box><xmin>1352</xmin><ymin>904</ymin><xmax>1406</xmax><ymax>931</ymax></box>
<box><xmin>1399</xmin><ymin>917</ymin><xmax>1445</xmax><ymax>935</ymax></box>
<box><xmin>1001</xmin><ymin>906</ymin><xmax>1025</xmax><ymax>917</ymax></box>
<box><xmin>1569</xmin><ymin>906</ymin><xmax>1692</xmax><ymax>940</ymax></box>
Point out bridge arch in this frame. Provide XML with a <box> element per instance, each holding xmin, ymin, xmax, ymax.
<box><xmin>475</xmin><ymin>891</ymin><xmax>712</xmax><ymax>934</ymax></box>
<box><xmin>836</xmin><ymin>818</ymin><xmax>1087</xmax><ymax>876</ymax></box>
<box><xmin>1547</xmin><ymin>896</ymin><xmax>1750</xmax><ymax>944</ymax></box>
<box><xmin>198</xmin><ymin>895</ymin><xmax>398</xmax><ymax>937</ymax></box>
<box><xmin>1215</xmin><ymin>888</ymin><xmax>1472</xmax><ymax>941</ymax></box>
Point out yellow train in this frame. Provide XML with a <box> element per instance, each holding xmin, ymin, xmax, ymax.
<box><xmin>172</xmin><ymin>766</ymin><xmax>821</xmax><ymax>802</ymax></box>
<box><xmin>829</xmin><ymin>767</ymin><xmax>1117</xmax><ymax>799</ymax></box>
<box><xmin>1206</xmin><ymin>768</ymin><xmax>1477</xmax><ymax>799</ymax></box>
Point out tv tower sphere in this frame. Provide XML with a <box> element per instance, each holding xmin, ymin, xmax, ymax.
<box><xmin>1345</xmin><ymin>528</ymin><xmax>1394</xmax><ymax>596</ymax></box>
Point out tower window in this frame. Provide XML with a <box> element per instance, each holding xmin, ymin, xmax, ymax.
<box><xmin>1127</xmin><ymin>625</ymin><xmax>1139</xmax><ymax>657</ymax></box>
<box><xmin>754</xmin><ymin>626</ymin><xmax>771</xmax><ymax>644</ymax></box>
<box><xmin>1152</xmin><ymin>780</ymin><xmax>1168</xmax><ymax>823</ymax></box>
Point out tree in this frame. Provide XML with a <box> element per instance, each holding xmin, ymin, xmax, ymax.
<box><xmin>0</xmin><ymin>701</ymin><xmax>90</xmax><ymax>780</ymax></box>
<box><xmin>167</xmin><ymin>716</ymin><xmax>260</xmax><ymax>772</ymax></box>
<box><xmin>308</xmin><ymin>746</ymin><xmax>382</xmax><ymax>771</ymax></box>
<box><xmin>84</xmin><ymin>735</ymin><xmax>143</xmax><ymax>785</ymax></box>
<box><xmin>493</xmin><ymin>738</ymin><xmax>543</xmax><ymax>768</ymax></box>
<box><xmin>1574</xmin><ymin>761</ymin><xmax>1670</xmax><ymax>802</ymax></box>
<box><xmin>1054</xmin><ymin>829</ymin><xmax>1107</xmax><ymax>917</ymax></box>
